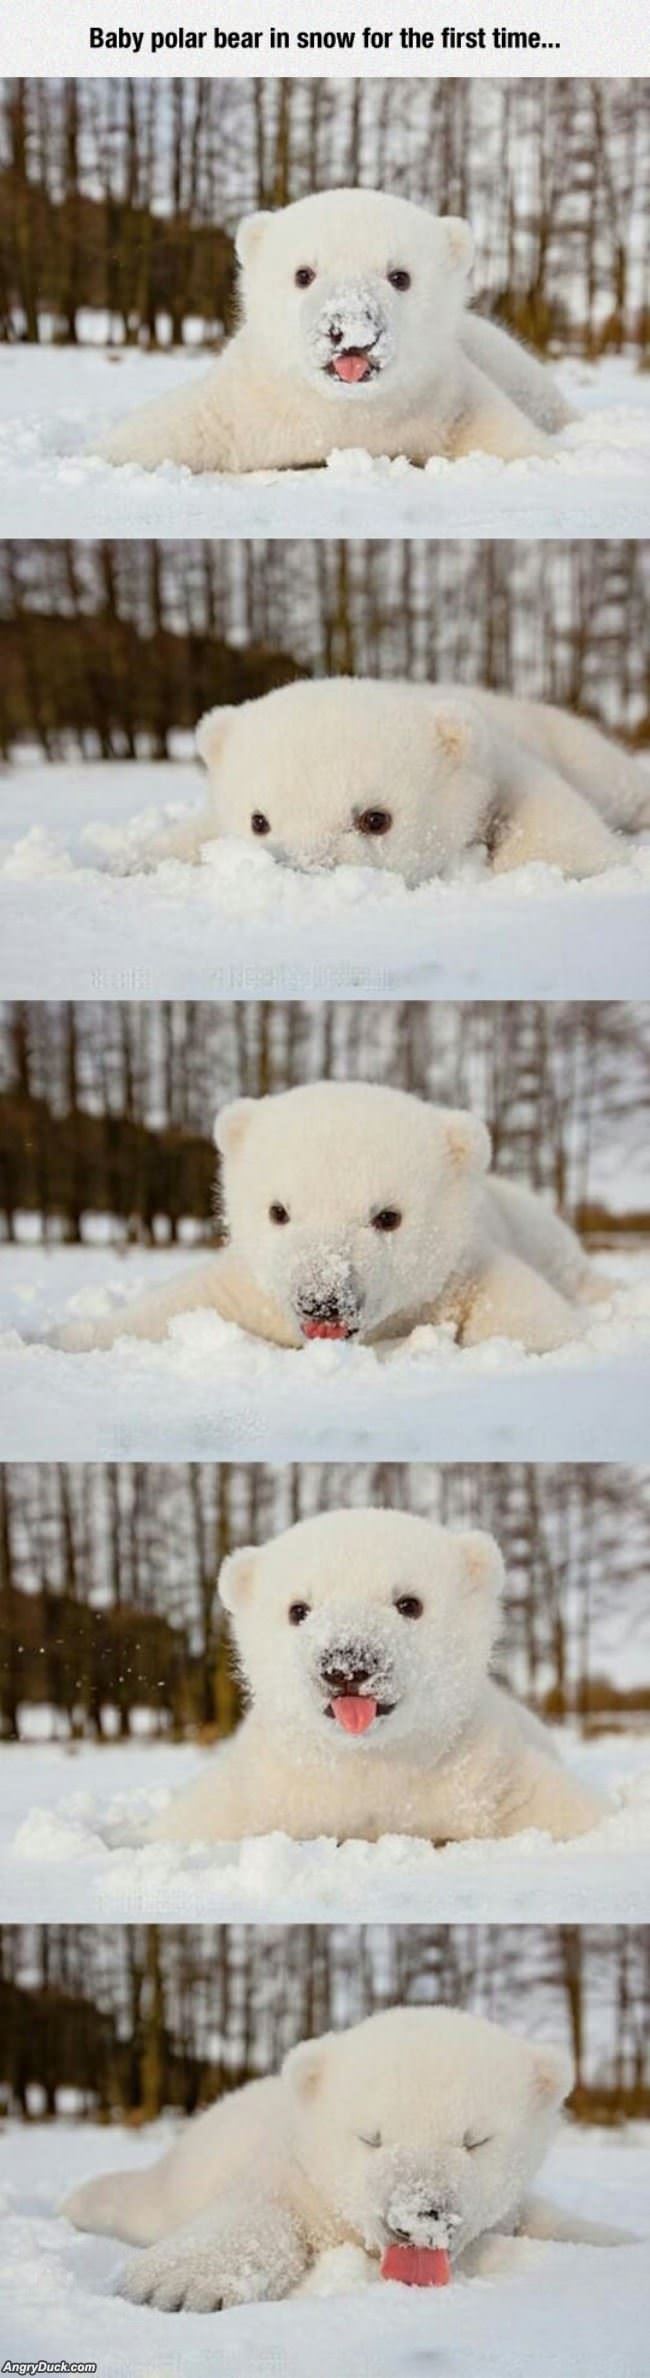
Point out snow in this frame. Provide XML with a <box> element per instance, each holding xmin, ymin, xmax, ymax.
<box><xmin>1</xmin><ymin>1245</ymin><xmax>650</xmax><ymax>1460</ymax></box>
<box><xmin>2</xmin><ymin>760</ymin><xmax>650</xmax><ymax>998</ymax></box>
<box><xmin>1</xmin><ymin>2117</ymin><xmax>648</xmax><ymax>2378</ymax></box>
<box><xmin>0</xmin><ymin>1733</ymin><xmax>648</xmax><ymax>1922</ymax></box>
<box><xmin>0</xmin><ymin>349</ymin><xmax>649</xmax><ymax>536</ymax></box>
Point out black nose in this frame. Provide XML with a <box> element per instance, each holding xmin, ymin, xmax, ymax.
<box><xmin>298</xmin><ymin>1295</ymin><xmax>345</xmax><ymax>1324</ymax></box>
<box><xmin>321</xmin><ymin>1652</ymin><xmax>373</xmax><ymax>1691</ymax></box>
<box><xmin>329</xmin><ymin>325</ymin><xmax>343</xmax><ymax>345</ymax></box>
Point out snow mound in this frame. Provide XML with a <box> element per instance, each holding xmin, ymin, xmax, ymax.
<box><xmin>2</xmin><ymin>759</ymin><xmax>650</xmax><ymax>995</ymax></box>
<box><xmin>0</xmin><ymin>351</ymin><xmax>649</xmax><ymax>534</ymax></box>
<box><xmin>0</xmin><ymin>2119</ymin><xmax>648</xmax><ymax>2377</ymax></box>
<box><xmin>2</xmin><ymin>1736</ymin><xmax>648</xmax><ymax>1922</ymax></box>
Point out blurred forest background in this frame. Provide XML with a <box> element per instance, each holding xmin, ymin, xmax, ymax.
<box><xmin>0</xmin><ymin>1462</ymin><xmax>648</xmax><ymax>1743</ymax></box>
<box><xmin>1</xmin><ymin>540</ymin><xmax>648</xmax><ymax>763</ymax></box>
<box><xmin>0</xmin><ymin>1000</ymin><xmax>648</xmax><ymax>1245</ymax></box>
<box><xmin>0</xmin><ymin>1923</ymin><xmax>647</xmax><ymax>2123</ymax></box>
<box><xmin>0</xmin><ymin>80</ymin><xmax>647</xmax><ymax>356</ymax></box>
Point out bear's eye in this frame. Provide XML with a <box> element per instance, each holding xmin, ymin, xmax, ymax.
<box><xmin>371</xmin><ymin>1207</ymin><xmax>402</xmax><ymax>1233</ymax></box>
<box><xmin>356</xmin><ymin>807</ymin><xmax>393</xmax><ymax>837</ymax></box>
<box><xmin>394</xmin><ymin>1594</ymin><xmax>423</xmax><ymax>1620</ymax></box>
<box><xmin>295</xmin><ymin>266</ymin><xmax>316</xmax><ymax>288</ymax></box>
<box><xmin>357</xmin><ymin>2128</ymin><xmax>383</xmax><ymax>2148</ymax></box>
<box><xmin>288</xmin><ymin>1601</ymin><xmax>311</xmax><ymax>1625</ymax></box>
<box><xmin>251</xmin><ymin>811</ymin><xmax>271</xmax><ymax>836</ymax></box>
<box><xmin>269</xmin><ymin>1201</ymin><xmax>290</xmax><ymax>1225</ymax></box>
<box><xmin>388</xmin><ymin>269</ymin><xmax>411</xmax><ymax>291</ymax></box>
<box><xmin>464</xmin><ymin>2132</ymin><xmax>493</xmax><ymax>2152</ymax></box>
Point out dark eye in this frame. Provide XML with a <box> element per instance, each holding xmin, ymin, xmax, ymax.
<box><xmin>251</xmin><ymin>811</ymin><xmax>270</xmax><ymax>836</ymax></box>
<box><xmin>357</xmin><ymin>2129</ymin><xmax>382</xmax><ymax>2148</ymax></box>
<box><xmin>289</xmin><ymin>1601</ymin><xmax>310</xmax><ymax>1625</ymax></box>
<box><xmin>295</xmin><ymin>267</ymin><xmax>316</xmax><ymax>288</ymax></box>
<box><xmin>388</xmin><ymin>269</ymin><xmax>411</xmax><ymax>291</ymax></box>
<box><xmin>394</xmin><ymin>1594</ymin><xmax>423</xmax><ymax>1620</ymax></box>
<box><xmin>269</xmin><ymin>1201</ymin><xmax>290</xmax><ymax>1225</ymax></box>
<box><xmin>371</xmin><ymin>1208</ymin><xmax>402</xmax><ymax>1233</ymax></box>
<box><xmin>356</xmin><ymin>807</ymin><xmax>393</xmax><ymax>837</ymax></box>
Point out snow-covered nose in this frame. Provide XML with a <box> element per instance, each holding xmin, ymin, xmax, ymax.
<box><xmin>308</xmin><ymin>280</ymin><xmax>394</xmax><ymax>373</ymax></box>
<box><xmin>382</xmin><ymin>2159</ymin><xmax>461</xmax><ymax>2248</ymax></box>
<box><xmin>291</xmin><ymin>1245</ymin><xmax>362</xmax><ymax>1337</ymax></box>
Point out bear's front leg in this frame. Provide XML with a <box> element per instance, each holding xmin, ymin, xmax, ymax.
<box><xmin>120</xmin><ymin>2192</ymin><xmax>309</xmax><ymax>2312</ymax></box>
<box><xmin>492</xmin><ymin>778</ymin><xmax>620</xmax><ymax>879</ymax></box>
<box><xmin>462</xmin><ymin>1252</ymin><xmax>582</xmax><ymax>1353</ymax></box>
<box><xmin>501</xmin><ymin>1748</ymin><xmax>604</xmax><ymax>1841</ymax></box>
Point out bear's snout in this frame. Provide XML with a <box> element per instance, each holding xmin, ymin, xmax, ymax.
<box><xmin>306</xmin><ymin>279</ymin><xmax>395</xmax><ymax>385</ymax></box>
<box><xmin>320</xmin><ymin>1648</ymin><xmax>376</xmax><ymax>1692</ymax></box>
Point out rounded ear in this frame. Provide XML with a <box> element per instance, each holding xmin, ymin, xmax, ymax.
<box><xmin>214</xmin><ymin>1097</ymin><xmax>257</xmax><ymax>1159</ymax></box>
<box><xmin>195</xmin><ymin>706</ymin><xmax>236</xmax><ymax>773</ymax></box>
<box><xmin>441</xmin><ymin>216</ymin><xmax>474</xmax><ymax>277</ymax></box>
<box><xmin>283</xmin><ymin>2034</ymin><xmax>331</xmax><ymax>2101</ymax></box>
<box><xmin>218</xmin><ymin>1545</ymin><xmax>257</xmax><ymax>1614</ymax></box>
<box><xmin>443</xmin><ymin>1109</ymin><xmax>492</xmax><ymax>1176</ymax></box>
<box><xmin>236</xmin><ymin>209</ymin><xmax>273</xmax><ymax>270</ymax></box>
<box><xmin>456</xmin><ymin>1530</ymin><xmax>504</xmax><ymax>1599</ymax></box>
<box><xmin>530</xmin><ymin>2045</ymin><xmax>573</xmax><ymax>2110</ymax></box>
<box><xmin>430</xmin><ymin>702</ymin><xmax>476</xmax><ymax>767</ymax></box>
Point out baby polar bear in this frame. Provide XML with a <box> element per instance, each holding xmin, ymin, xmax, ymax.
<box><xmin>64</xmin><ymin>2005</ymin><xmax>628</xmax><ymax>2312</ymax></box>
<box><xmin>98</xmin><ymin>187</ymin><xmax>573</xmax><ymax>474</ymax></box>
<box><xmin>59</xmin><ymin>1082</ymin><xmax>611</xmax><ymax>1358</ymax></box>
<box><xmin>151</xmin><ymin>1507</ymin><xmax>602</xmax><ymax>1848</ymax></box>
<box><xmin>150</xmin><ymin>678</ymin><xmax>650</xmax><ymax>882</ymax></box>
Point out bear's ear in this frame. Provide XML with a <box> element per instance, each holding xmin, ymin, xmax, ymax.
<box><xmin>442</xmin><ymin>1109</ymin><xmax>492</xmax><ymax>1176</ymax></box>
<box><xmin>214</xmin><ymin>1097</ymin><xmax>257</xmax><ymax>1159</ymax></box>
<box><xmin>456</xmin><ymin>1530</ymin><xmax>504</xmax><ymax>1599</ymax></box>
<box><xmin>430</xmin><ymin>703</ymin><xmax>475</xmax><ymax>767</ymax></box>
<box><xmin>236</xmin><ymin>210</ymin><xmax>273</xmax><ymax>270</ymax></box>
<box><xmin>441</xmin><ymin>216</ymin><xmax>474</xmax><ymax>277</ymax></box>
<box><xmin>195</xmin><ymin>705</ymin><xmax>236</xmax><ymax>773</ymax></box>
<box><xmin>218</xmin><ymin>1546</ymin><xmax>257</xmax><ymax>1613</ymax></box>
<box><xmin>530</xmin><ymin>2045</ymin><xmax>574</xmax><ymax>2110</ymax></box>
<box><xmin>283</xmin><ymin>2034</ymin><xmax>331</xmax><ymax>2101</ymax></box>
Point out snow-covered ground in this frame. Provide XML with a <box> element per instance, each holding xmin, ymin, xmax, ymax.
<box><xmin>1</xmin><ymin>2117</ymin><xmax>648</xmax><ymax>2378</ymax></box>
<box><xmin>0</xmin><ymin>349</ymin><xmax>649</xmax><ymax>536</ymax></box>
<box><xmin>2</xmin><ymin>758</ymin><xmax>650</xmax><ymax>998</ymax></box>
<box><xmin>1</xmin><ymin>1245</ymin><xmax>650</xmax><ymax>1460</ymax></box>
<box><xmin>0</xmin><ymin>1733</ymin><xmax>648</xmax><ymax>1922</ymax></box>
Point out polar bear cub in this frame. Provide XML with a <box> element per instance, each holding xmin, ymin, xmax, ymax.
<box><xmin>64</xmin><ymin>2004</ymin><xmax>628</xmax><ymax>2311</ymax></box>
<box><xmin>150</xmin><ymin>1507</ymin><xmax>603</xmax><ymax>1847</ymax></box>
<box><xmin>98</xmin><ymin>187</ymin><xmax>573</xmax><ymax>474</ymax></box>
<box><xmin>57</xmin><ymin>1081</ymin><xmax>611</xmax><ymax>1357</ymax></box>
<box><xmin>147</xmin><ymin>677</ymin><xmax>649</xmax><ymax>881</ymax></box>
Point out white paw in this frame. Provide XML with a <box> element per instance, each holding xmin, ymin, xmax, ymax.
<box><xmin>120</xmin><ymin>2240</ymin><xmax>233</xmax><ymax>2313</ymax></box>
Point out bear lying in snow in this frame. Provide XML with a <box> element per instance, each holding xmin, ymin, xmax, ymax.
<box><xmin>145</xmin><ymin>678</ymin><xmax>650</xmax><ymax>881</ymax></box>
<box><xmin>150</xmin><ymin>1506</ymin><xmax>603</xmax><ymax>1846</ymax></box>
<box><xmin>97</xmin><ymin>187</ymin><xmax>574</xmax><ymax>475</ymax></box>
<box><xmin>63</xmin><ymin>2005</ymin><xmax>630</xmax><ymax>2310</ymax></box>
<box><xmin>58</xmin><ymin>1081</ymin><xmax>612</xmax><ymax>1358</ymax></box>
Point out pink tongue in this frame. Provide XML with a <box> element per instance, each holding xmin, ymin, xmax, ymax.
<box><xmin>303</xmin><ymin>1321</ymin><xmax>349</xmax><ymax>1340</ymax></box>
<box><xmin>330</xmin><ymin>1695</ymin><xmax>378</xmax><ymax>1735</ymax></box>
<box><xmin>332</xmin><ymin>352</ymin><xmax>371</xmax><ymax>383</ymax></box>
<box><xmin>381</xmin><ymin>2246</ymin><xmax>451</xmax><ymax>2289</ymax></box>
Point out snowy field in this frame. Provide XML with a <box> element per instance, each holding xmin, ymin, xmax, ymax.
<box><xmin>2</xmin><ymin>758</ymin><xmax>650</xmax><ymax>999</ymax></box>
<box><xmin>1</xmin><ymin>1245</ymin><xmax>650</xmax><ymax>1461</ymax></box>
<box><xmin>1</xmin><ymin>2117</ymin><xmax>648</xmax><ymax>2378</ymax></box>
<box><xmin>0</xmin><ymin>1733</ymin><xmax>648</xmax><ymax>1922</ymax></box>
<box><xmin>1</xmin><ymin>349</ymin><xmax>649</xmax><ymax>537</ymax></box>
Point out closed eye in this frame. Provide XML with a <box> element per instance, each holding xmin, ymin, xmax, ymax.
<box><xmin>464</xmin><ymin>2133</ymin><xmax>493</xmax><ymax>2152</ymax></box>
<box><xmin>357</xmin><ymin>2129</ymin><xmax>383</xmax><ymax>2149</ymax></box>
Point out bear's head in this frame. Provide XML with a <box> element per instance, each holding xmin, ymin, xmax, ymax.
<box><xmin>282</xmin><ymin>2006</ymin><xmax>572</xmax><ymax>2264</ymax></box>
<box><xmin>219</xmin><ymin>1506</ymin><xmax>503</xmax><ymax>1754</ymax></box>
<box><xmin>214</xmin><ymin>1080</ymin><xmax>492</xmax><ymax>1345</ymax></box>
<box><xmin>235</xmin><ymin>187</ymin><xmax>474</xmax><ymax>404</ymax></box>
<box><xmin>196</xmin><ymin>680</ymin><xmax>494</xmax><ymax>886</ymax></box>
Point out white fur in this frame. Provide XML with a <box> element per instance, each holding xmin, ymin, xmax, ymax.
<box><xmin>58</xmin><ymin>1082</ymin><xmax>611</xmax><ymax>1357</ymax></box>
<box><xmin>150</xmin><ymin>1506</ymin><xmax>603</xmax><ymax>1847</ymax></box>
<box><xmin>63</xmin><ymin>2004</ymin><xmax>627</xmax><ymax>2312</ymax></box>
<box><xmin>145</xmin><ymin>678</ymin><xmax>649</xmax><ymax>882</ymax></box>
<box><xmin>97</xmin><ymin>189</ymin><xmax>572</xmax><ymax>473</ymax></box>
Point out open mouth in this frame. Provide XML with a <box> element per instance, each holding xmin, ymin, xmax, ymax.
<box><xmin>381</xmin><ymin>2245</ymin><xmax>451</xmax><ymax>2288</ymax></box>
<box><xmin>325</xmin><ymin>347</ymin><xmax>380</xmax><ymax>384</ymax></box>
<box><xmin>324</xmin><ymin>1695</ymin><xmax>396</xmax><ymax>1734</ymax></box>
<box><xmin>300</xmin><ymin>1318</ymin><xmax>359</xmax><ymax>1342</ymax></box>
